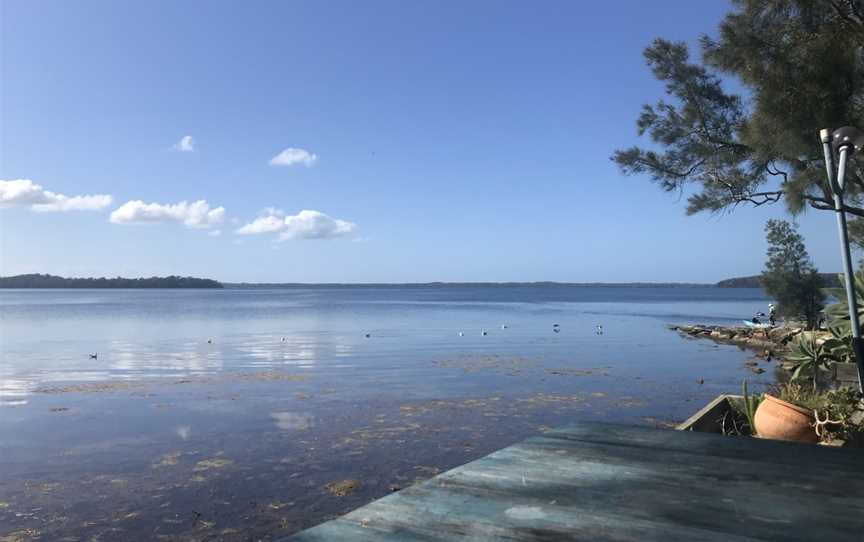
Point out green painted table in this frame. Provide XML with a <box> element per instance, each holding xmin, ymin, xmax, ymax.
<box><xmin>284</xmin><ymin>422</ymin><xmax>864</xmax><ymax>541</ymax></box>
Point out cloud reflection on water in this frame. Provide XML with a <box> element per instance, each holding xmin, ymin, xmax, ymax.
<box><xmin>109</xmin><ymin>340</ymin><xmax>225</xmax><ymax>377</ymax></box>
<box><xmin>1</xmin><ymin>330</ymin><xmax>357</xmax><ymax>402</ymax></box>
<box><xmin>270</xmin><ymin>411</ymin><xmax>314</xmax><ymax>431</ymax></box>
<box><xmin>0</xmin><ymin>378</ymin><xmax>34</xmax><ymax>406</ymax></box>
<box><xmin>175</xmin><ymin>425</ymin><xmax>192</xmax><ymax>440</ymax></box>
<box><xmin>236</xmin><ymin>333</ymin><xmax>355</xmax><ymax>369</ymax></box>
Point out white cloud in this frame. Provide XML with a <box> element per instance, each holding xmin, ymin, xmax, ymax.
<box><xmin>269</xmin><ymin>147</ymin><xmax>318</xmax><ymax>167</ymax></box>
<box><xmin>236</xmin><ymin>209</ymin><xmax>356</xmax><ymax>240</ymax></box>
<box><xmin>261</xmin><ymin>207</ymin><xmax>284</xmax><ymax>216</ymax></box>
<box><xmin>207</xmin><ymin>229</ymin><xmax>222</xmax><ymax>237</ymax></box>
<box><xmin>110</xmin><ymin>199</ymin><xmax>225</xmax><ymax>229</ymax></box>
<box><xmin>33</xmin><ymin>194</ymin><xmax>114</xmax><ymax>212</ymax></box>
<box><xmin>236</xmin><ymin>214</ymin><xmax>284</xmax><ymax>235</ymax></box>
<box><xmin>173</xmin><ymin>135</ymin><xmax>195</xmax><ymax>152</ymax></box>
<box><xmin>281</xmin><ymin>210</ymin><xmax>356</xmax><ymax>240</ymax></box>
<box><xmin>0</xmin><ymin>179</ymin><xmax>112</xmax><ymax>212</ymax></box>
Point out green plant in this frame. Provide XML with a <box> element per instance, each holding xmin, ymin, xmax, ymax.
<box><xmin>741</xmin><ymin>380</ymin><xmax>761</xmax><ymax>436</ymax></box>
<box><xmin>785</xmin><ymin>333</ymin><xmax>835</xmax><ymax>390</ymax></box>
<box><xmin>774</xmin><ymin>381</ymin><xmax>823</xmax><ymax>412</ymax></box>
<box><xmin>822</xmin><ymin>324</ymin><xmax>855</xmax><ymax>365</ymax></box>
<box><xmin>825</xmin><ymin>270</ymin><xmax>864</xmax><ymax>339</ymax></box>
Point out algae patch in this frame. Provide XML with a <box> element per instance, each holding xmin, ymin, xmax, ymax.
<box><xmin>193</xmin><ymin>458</ymin><xmax>234</xmax><ymax>472</ymax></box>
<box><xmin>324</xmin><ymin>479</ymin><xmax>361</xmax><ymax>497</ymax></box>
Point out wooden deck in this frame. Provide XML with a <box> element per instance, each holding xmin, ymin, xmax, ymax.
<box><xmin>284</xmin><ymin>422</ymin><xmax>864</xmax><ymax>541</ymax></box>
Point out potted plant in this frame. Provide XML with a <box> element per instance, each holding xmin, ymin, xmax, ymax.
<box><xmin>752</xmin><ymin>334</ymin><xmax>825</xmax><ymax>443</ymax></box>
<box><xmin>753</xmin><ymin>391</ymin><xmax>818</xmax><ymax>443</ymax></box>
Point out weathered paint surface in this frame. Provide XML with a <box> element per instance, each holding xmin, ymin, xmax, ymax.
<box><xmin>284</xmin><ymin>422</ymin><xmax>864</xmax><ymax>541</ymax></box>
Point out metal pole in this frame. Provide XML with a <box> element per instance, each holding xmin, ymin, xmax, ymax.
<box><xmin>822</xmin><ymin>130</ymin><xmax>864</xmax><ymax>392</ymax></box>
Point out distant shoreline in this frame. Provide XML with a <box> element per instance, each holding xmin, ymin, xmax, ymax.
<box><xmin>222</xmin><ymin>281</ymin><xmax>716</xmax><ymax>289</ymax></box>
<box><xmin>1</xmin><ymin>273</ymin><xmax>786</xmax><ymax>289</ymax></box>
<box><xmin>0</xmin><ymin>274</ymin><xmax>222</xmax><ymax>289</ymax></box>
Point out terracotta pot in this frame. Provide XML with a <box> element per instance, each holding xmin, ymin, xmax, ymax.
<box><xmin>753</xmin><ymin>394</ymin><xmax>818</xmax><ymax>443</ymax></box>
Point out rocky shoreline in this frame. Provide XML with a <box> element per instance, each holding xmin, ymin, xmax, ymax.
<box><xmin>669</xmin><ymin>323</ymin><xmax>805</xmax><ymax>372</ymax></box>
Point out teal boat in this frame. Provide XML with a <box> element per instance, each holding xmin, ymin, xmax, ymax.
<box><xmin>742</xmin><ymin>320</ymin><xmax>771</xmax><ymax>329</ymax></box>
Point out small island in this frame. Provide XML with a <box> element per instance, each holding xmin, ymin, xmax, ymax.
<box><xmin>0</xmin><ymin>273</ymin><xmax>223</xmax><ymax>289</ymax></box>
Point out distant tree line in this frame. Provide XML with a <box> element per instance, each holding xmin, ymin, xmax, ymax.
<box><xmin>717</xmin><ymin>274</ymin><xmax>841</xmax><ymax>289</ymax></box>
<box><xmin>0</xmin><ymin>274</ymin><xmax>223</xmax><ymax>289</ymax></box>
<box><xmin>223</xmin><ymin>281</ymin><xmax>710</xmax><ymax>289</ymax></box>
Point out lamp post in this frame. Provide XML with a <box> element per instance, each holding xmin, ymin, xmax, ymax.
<box><xmin>820</xmin><ymin>126</ymin><xmax>864</xmax><ymax>392</ymax></box>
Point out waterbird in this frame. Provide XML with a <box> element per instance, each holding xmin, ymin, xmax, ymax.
<box><xmin>458</xmin><ymin>332</ymin><xmax>464</xmax><ymax>337</ymax></box>
<box><xmin>553</xmin><ymin>328</ymin><xmax>560</xmax><ymax>334</ymax></box>
<box><xmin>365</xmin><ymin>333</ymin><xmax>371</xmax><ymax>338</ymax></box>
<box><xmin>552</xmin><ymin>323</ymin><xmax>560</xmax><ymax>328</ymax></box>
<box><xmin>501</xmin><ymin>324</ymin><xmax>508</xmax><ymax>329</ymax></box>
<box><xmin>281</xmin><ymin>337</ymin><xmax>286</xmax><ymax>342</ymax></box>
<box><xmin>89</xmin><ymin>353</ymin><xmax>98</xmax><ymax>360</ymax></box>
<box><xmin>596</xmin><ymin>324</ymin><xmax>604</xmax><ymax>335</ymax></box>
<box><xmin>481</xmin><ymin>330</ymin><xmax>488</xmax><ymax>336</ymax></box>
<box><xmin>207</xmin><ymin>339</ymin><xmax>213</xmax><ymax>344</ymax></box>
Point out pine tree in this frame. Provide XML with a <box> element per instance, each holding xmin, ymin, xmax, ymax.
<box><xmin>760</xmin><ymin>219</ymin><xmax>825</xmax><ymax>329</ymax></box>
<box><xmin>613</xmin><ymin>1</ymin><xmax>864</xmax><ymax>246</ymax></box>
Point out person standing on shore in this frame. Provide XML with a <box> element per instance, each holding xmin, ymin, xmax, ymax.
<box><xmin>768</xmin><ymin>303</ymin><xmax>776</xmax><ymax>326</ymax></box>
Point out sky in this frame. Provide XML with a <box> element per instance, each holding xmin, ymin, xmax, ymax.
<box><xmin>0</xmin><ymin>0</ymin><xmax>850</xmax><ymax>283</ymax></box>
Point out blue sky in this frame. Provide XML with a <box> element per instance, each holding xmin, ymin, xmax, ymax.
<box><xmin>0</xmin><ymin>0</ymin><xmax>848</xmax><ymax>283</ymax></box>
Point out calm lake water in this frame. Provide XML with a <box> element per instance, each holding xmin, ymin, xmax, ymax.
<box><xmin>0</xmin><ymin>286</ymin><xmax>772</xmax><ymax>540</ymax></box>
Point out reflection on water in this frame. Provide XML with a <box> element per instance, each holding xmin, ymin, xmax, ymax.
<box><xmin>0</xmin><ymin>378</ymin><xmax>33</xmax><ymax>406</ymax></box>
<box><xmin>237</xmin><ymin>334</ymin><xmax>355</xmax><ymax>368</ymax></box>
<box><xmin>108</xmin><ymin>340</ymin><xmax>226</xmax><ymax>377</ymax></box>
<box><xmin>0</xmin><ymin>286</ymin><xmax>772</xmax><ymax>540</ymax></box>
<box><xmin>0</xmin><ymin>332</ymin><xmax>354</xmax><ymax>403</ymax></box>
<box><xmin>175</xmin><ymin>425</ymin><xmax>192</xmax><ymax>440</ymax></box>
<box><xmin>271</xmin><ymin>412</ymin><xmax>314</xmax><ymax>431</ymax></box>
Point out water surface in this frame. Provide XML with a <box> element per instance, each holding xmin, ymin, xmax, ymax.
<box><xmin>0</xmin><ymin>286</ymin><xmax>773</xmax><ymax>540</ymax></box>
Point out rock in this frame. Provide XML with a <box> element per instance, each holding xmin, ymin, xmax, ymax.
<box><xmin>770</xmin><ymin>327</ymin><xmax>803</xmax><ymax>344</ymax></box>
<box><xmin>746</xmin><ymin>339</ymin><xmax>774</xmax><ymax>350</ymax></box>
<box><xmin>850</xmin><ymin>409</ymin><xmax>864</xmax><ymax>427</ymax></box>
